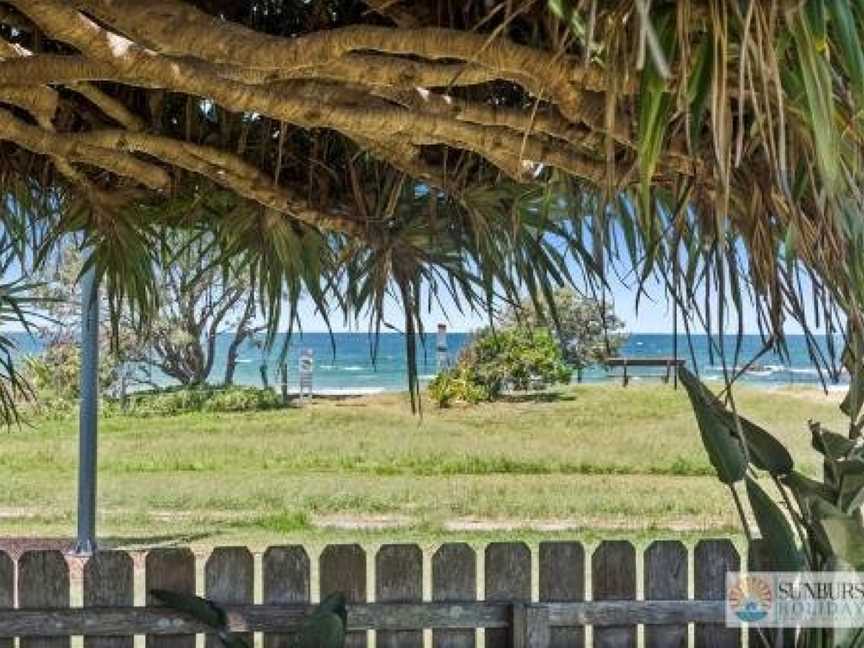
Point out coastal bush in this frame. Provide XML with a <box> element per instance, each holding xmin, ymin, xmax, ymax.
<box><xmin>429</xmin><ymin>326</ymin><xmax>571</xmax><ymax>406</ymax></box>
<box><xmin>23</xmin><ymin>341</ymin><xmax>126</xmax><ymax>418</ymax></box>
<box><xmin>503</xmin><ymin>288</ymin><xmax>628</xmax><ymax>380</ymax></box>
<box><xmin>428</xmin><ymin>368</ymin><xmax>491</xmax><ymax>407</ymax></box>
<box><xmin>202</xmin><ymin>386</ymin><xmax>282</xmax><ymax>413</ymax></box>
<box><xmin>121</xmin><ymin>386</ymin><xmax>281</xmax><ymax>417</ymax></box>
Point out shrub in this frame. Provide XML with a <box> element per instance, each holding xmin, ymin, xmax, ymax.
<box><xmin>465</xmin><ymin>326</ymin><xmax>572</xmax><ymax>392</ymax></box>
<box><xmin>428</xmin><ymin>368</ymin><xmax>491</xmax><ymax>407</ymax></box>
<box><xmin>23</xmin><ymin>340</ymin><xmax>135</xmax><ymax>418</ymax></box>
<box><xmin>429</xmin><ymin>326</ymin><xmax>571</xmax><ymax>407</ymax></box>
<box><xmin>122</xmin><ymin>386</ymin><xmax>281</xmax><ymax>417</ymax></box>
<box><xmin>202</xmin><ymin>386</ymin><xmax>281</xmax><ymax>413</ymax></box>
<box><xmin>503</xmin><ymin>288</ymin><xmax>628</xmax><ymax>375</ymax></box>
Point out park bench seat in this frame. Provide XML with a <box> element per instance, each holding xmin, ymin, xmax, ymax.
<box><xmin>606</xmin><ymin>357</ymin><xmax>686</xmax><ymax>387</ymax></box>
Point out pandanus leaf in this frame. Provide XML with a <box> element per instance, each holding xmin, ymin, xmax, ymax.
<box><xmin>636</xmin><ymin>10</ymin><xmax>677</xmax><ymax>219</ymax></box>
<box><xmin>679</xmin><ymin>367</ymin><xmax>746</xmax><ymax>484</ymax></box>
<box><xmin>746</xmin><ymin>476</ymin><xmax>802</xmax><ymax>571</ymax></box>
<box><xmin>827</xmin><ymin>0</ymin><xmax>864</xmax><ymax>108</ymax></box>
<box><xmin>791</xmin><ymin>8</ymin><xmax>841</xmax><ymax>190</ymax></box>
<box><xmin>840</xmin><ymin>341</ymin><xmax>864</xmax><ymax>424</ymax></box>
<box><xmin>686</xmin><ymin>37</ymin><xmax>713</xmax><ymax>148</ymax></box>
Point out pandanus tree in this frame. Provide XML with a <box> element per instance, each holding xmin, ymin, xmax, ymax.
<box><xmin>0</xmin><ymin>0</ymin><xmax>862</xmax><ymax>420</ymax></box>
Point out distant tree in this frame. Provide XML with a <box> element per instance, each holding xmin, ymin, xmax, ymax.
<box><xmin>30</xmin><ymin>245</ymin><xmax>148</xmax><ymax>404</ymax></box>
<box><xmin>32</xmin><ymin>234</ymin><xmax>261</xmax><ymax>392</ymax></box>
<box><xmin>149</xmin><ymin>232</ymin><xmax>261</xmax><ymax>387</ymax></box>
<box><xmin>504</xmin><ymin>289</ymin><xmax>627</xmax><ymax>381</ymax></box>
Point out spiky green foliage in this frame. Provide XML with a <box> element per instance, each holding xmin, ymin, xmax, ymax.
<box><xmin>681</xmin><ymin>366</ymin><xmax>864</xmax><ymax>647</ymax></box>
<box><xmin>3</xmin><ymin>0</ymin><xmax>864</xmax><ymax>418</ymax></box>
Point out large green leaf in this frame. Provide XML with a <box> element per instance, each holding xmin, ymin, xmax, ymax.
<box><xmin>811</xmin><ymin>498</ymin><xmax>864</xmax><ymax>568</ymax></box>
<box><xmin>782</xmin><ymin>470</ymin><xmax>837</xmax><ymax>507</ymax></box>
<box><xmin>812</xmin><ymin>424</ymin><xmax>856</xmax><ymax>459</ymax></box>
<box><xmin>811</xmin><ymin>423</ymin><xmax>857</xmax><ymax>489</ymax></box>
<box><xmin>679</xmin><ymin>367</ymin><xmax>747</xmax><ymax>484</ymax></box>
<box><xmin>739</xmin><ymin>418</ymin><xmax>794</xmax><ymax>476</ymax></box>
<box><xmin>150</xmin><ymin>589</ymin><xmax>249</xmax><ymax>648</ymax></box>
<box><xmin>834</xmin><ymin>458</ymin><xmax>864</xmax><ymax>514</ymax></box>
<box><xmin>746</xmin><ymin>476</ymin><xmax>802</xmax><ymax>571</ymax></box>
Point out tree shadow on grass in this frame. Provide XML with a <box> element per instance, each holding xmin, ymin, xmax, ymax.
<box><xmin>98</xmin><ymin>531</ymin><xmax>215</xmax><ymax>550</ymax></box>
<box><xmin>498</xmin><ymin>391</ymin><xmax>576</xmax><ymax>404</ymax></box>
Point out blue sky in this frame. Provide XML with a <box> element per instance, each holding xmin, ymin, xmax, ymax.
<box><xmin>291</xmin><ymin>274</ymin><xmax>810</xmax><ymax>336</ymax></box>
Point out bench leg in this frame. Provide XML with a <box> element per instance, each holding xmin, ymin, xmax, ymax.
<box><xmin>622</xmin><ymin>366</ymin><xmax>629</xmax><ymax>387</ymax></box>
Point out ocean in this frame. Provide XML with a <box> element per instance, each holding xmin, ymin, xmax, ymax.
<box><xmin>6</xmin><ymin>331</ymin><xmax>846</xmax><ymax>394</ymax></box>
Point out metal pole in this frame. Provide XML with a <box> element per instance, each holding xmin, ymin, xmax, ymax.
<box><xmin>75</xmin><ymin>261</ymin><xmax>99</xmax><ymax>555</ymax></box>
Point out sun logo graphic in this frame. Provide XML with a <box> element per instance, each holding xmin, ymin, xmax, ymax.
<box><xmin>728</xmin><ymin>575</ymin><xmax>773</xmax><ymax>623</ymax></box>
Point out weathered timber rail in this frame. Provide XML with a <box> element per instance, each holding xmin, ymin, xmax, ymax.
<box><xmin>0</xmin><ymin>539</ymin><xmax>745</xmax><ymax>647</ymax></box>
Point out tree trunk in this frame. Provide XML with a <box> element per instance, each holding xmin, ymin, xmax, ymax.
<box><xmin>224</xmin><ymin>342</ymin><xmax>240</xmax><ymax>386</ymax></box>
<box><xmin>223</xmin><ymin>294</ymin><xmax>256</xmax><ymax>386</ymax></box>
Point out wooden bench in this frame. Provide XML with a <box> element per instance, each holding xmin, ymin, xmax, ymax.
<box><xmin>607</xmin><ymin>357</ymin><xmax>686</xmax><ymax>387</ymax></box>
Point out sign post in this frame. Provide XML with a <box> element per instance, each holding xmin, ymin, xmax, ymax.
<box><xmin>298</xmin><ymin>348</ymin><xmax>314</xmax><ymax>404</ymax></box>
<box><xmin>436</xmin><ymin>323</ymin><xmax>450</xmax><ymax>371</ymax></box>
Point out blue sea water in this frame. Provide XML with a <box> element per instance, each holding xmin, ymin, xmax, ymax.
<box><xmin>5</xmin><ymin>330</ymin><xmax>847</xmax><ymax>393</ymax></box>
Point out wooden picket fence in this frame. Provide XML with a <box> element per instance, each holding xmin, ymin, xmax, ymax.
<box><xmin>0</xmin><ymin>539</ymin><xmax>750</xmax><ymax>647</ymax></box>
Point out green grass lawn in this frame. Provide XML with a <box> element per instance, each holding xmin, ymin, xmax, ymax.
<box><xmin>0</xmin><ymin>383</ymin><xmax>847</xmax><ymax>550</ymax></box>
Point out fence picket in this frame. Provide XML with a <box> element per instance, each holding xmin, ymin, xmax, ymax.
<box><xmin>644</xmin><ymin>541</ymin><xmax>687</xmax><ymax>648</ymax></box>
<box><xmin>432</xmin><ymin>543</ymin><xmax>476</xmax><ymax>648</ymax></box>
<box><xmin>485</xmin><ymin>543</ymin><xmax>531</xmax><ymax>648</ymax></box>
<box><xmin>747</xmin><ymin>540</ymin><xmax>790</xmax><ymax>648</ymax></box>
<box><xmin>592</xmin><ymin>541</ymin><xmax>636</xmax><ymax>648</ymax></box>
<box><xmin>320</xmin><ymin>544</ymin><xmax>367</xmax><ymax>648</ymax></box>
<box><xmin>695</xmin><ymin>540</ymin><xmax>740</xmax><ymax>648</ymax></box>
<box><xmin>0</xmin><ymin>551</ymin><xmax>12</xmax><ymax>648</ymax></box>
<box><xmin>145</xmin><ymin>548</ymin><xmax>195</xmax><ymax>648</ymax></box>
<box><xmin>539</xmin><ymin>541</ymin><xmax>584</xmax><ymax>648</ymax></box>
<box><xmin>0</xmin><ymin>538</ymin><xmax>748</xmax><ymax>646</ymax></box>
<box><xmin>84</xmin><ymin>552</ymin><xmax>134</xmax><ymax>648</ymax></box>
<box><xmin>205</xmin><ymin>547</ymin><xmax>253</xmax><ymax>648</ymax></box>
<box><xmin>263</xmin><ymin>546</ymin><xmax>310</xmax><ymax>648</ymax></box>
<box><xmin>376</xmin><ymin>545</ymin><xmax>422</xmax><ymax>648</ymax></box>
<box><xmin>19</xmin><ymin>550</ymin><xmax>70</xmax><ymax>648</ymax></box>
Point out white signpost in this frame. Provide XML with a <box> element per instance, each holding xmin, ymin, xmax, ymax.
<box><xmin>436</xmin><ymin>323</ymin><xmax>450</xmax><ymax>371</ymax></box>
<box><xmin>298</xmin><ymin>348</ymin><xmax>314</xmax><ymax>403</ymax></box>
